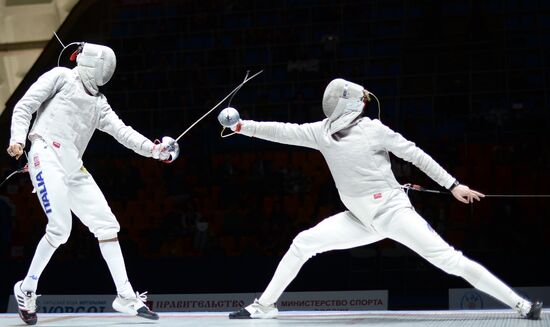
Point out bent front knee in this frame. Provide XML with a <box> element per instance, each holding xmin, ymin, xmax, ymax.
<box><xmin>290</xmin><ymin>231</ymin><xmax>320</xmax><ymax>261</ymax></box>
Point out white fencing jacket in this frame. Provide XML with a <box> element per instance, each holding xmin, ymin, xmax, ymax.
<box><xmin>239</xmin><ymin>117</ymin><xmax>456</xmax><ymax>197</ymax></box>
<box><xmin>10</xmin><ymin>67</ymin><xmax>155</xmax><ymax>169</ymax></box>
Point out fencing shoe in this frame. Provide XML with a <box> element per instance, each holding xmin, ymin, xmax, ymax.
<box><xmin>229</xmin><ymin>299</ymin><xmax>278</xmax><ymax>319</ymax></box>
<box><xmin>525</xmin><ymin>301</ymin><xmax>543</xmax><ymax>320</ymax></box>
<box><xmin>112</xmin><ymin>291</ymin><xmax>159</xmax><ymax>320</ymax></box>
<box><xmin>13</xmin><ymin>280</ymin><xmax>38</xmax><ymax>325</ymax></box>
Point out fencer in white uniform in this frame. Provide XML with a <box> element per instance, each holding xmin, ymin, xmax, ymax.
<box><xmin>225</xmin><ymin>79</ymin><xmax>542</xmax><ymax>320</ymax></box>
<box><xmin>7</xmin><ymin>43</ymin><xmax>177</xmax><ymax>324</ymax></box>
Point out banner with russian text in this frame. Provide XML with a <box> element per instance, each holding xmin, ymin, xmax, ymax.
<box><xmin>7</xmin><ymin>290</ymin><xmax>388</xmax><ymax>313</ymax></box>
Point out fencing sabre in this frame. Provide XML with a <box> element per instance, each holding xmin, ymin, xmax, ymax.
<box><xmin>0</xmin><ymin>166</ymin><xmax>28</xmax><ymax>188</ymax></box>
<box><xmin>402</xmin><ymin>183</ymin><xmax>550</xmax><ymax>198</ymax></box>
<box><xmin>0</xmin><ymin>152</ymin><xmax>29</xmax><ymax>188</ymax></box>
<box><xmin>216</xmin><ymin>80</ymin><xmax>382</xmax><ymax>131</ymax></box>
<box><xmin>217</xmin><ymin>70</ymin><xmax>254</xmax><ymax>138</ymax></box>
<box><xmin>175</xmin><ymin>70</ymin><xmax>263</xmax><ymax>142</ymax></box>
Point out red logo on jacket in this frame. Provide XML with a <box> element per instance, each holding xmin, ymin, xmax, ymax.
<box><xmin>33</xmin><ymin>155</ymin><xmax>40</xmax><ymax>168</ymax></box>
<box><xmin>53</xmin><ymin>141</ymin><xmax>61</xmax><ymax>148</ymax></box>
<box><xmin>373</xmin><ymin>193</ymin><xmax>382</xmax><ymax>199</ymax></box>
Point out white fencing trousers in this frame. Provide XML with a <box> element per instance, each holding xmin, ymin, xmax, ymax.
<box><xmin>27</xmin><ymin>139</ymin><xmax>120</xmax><ymax>248</ymax></box>
<box><xmin>259</xmin><ymin>189</ymin><xmax>526</xmax><ymax>311</ymax></box>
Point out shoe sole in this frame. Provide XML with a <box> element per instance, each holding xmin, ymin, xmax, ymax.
<box><xmin>113</xmin><ymin>300</ymin><xmax>159</xmax><ymax>320</ymax></box>
<box><xmin>14</xmin><ymin>281</ymin><xmax>37</xmax><ymax>325</ymax></box>
<box><xmin>229</xmin><ymin>307</ymin><xmax>278</xmax><ymax>319</ymax></box>
<box><xmin>137</xmin><ymin>307</ymin><xmax>159</xmax><ymax>320</ymax></box>
<box><xmin>137</xmin><ymin>312</ymin><xmax>159</xmax><ymax>320</ymax></box>
<box><xmin>229</xmin><ymin>315</ymin><xmax>278</xmax><ymax>319</ymax></box>
<box><xmin>17</xmin><ymin>311</ymin><xmax>37</xmax><ymax>326</ymax></box>
<box><xmin>527</xmin><ymin>302</ymin><xmax>543</xmax><ymax>320</ymax></box>
<box><xmin>229</xmin><ymin>314</ymin><xmax>251</xmax><ymax>319</ymax></box>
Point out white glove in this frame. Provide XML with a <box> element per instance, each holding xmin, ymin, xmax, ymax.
<box><xmin>152</xmin><ymin>136</ymin><xmax>179</xmax><ymax>163</ymax></box>
<box><xmin>152</xmin><ymin>142</ymin><xmax>168</xmax><ymax>160</ymax></box>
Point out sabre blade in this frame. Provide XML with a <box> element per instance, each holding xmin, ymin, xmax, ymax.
<box><xmin>0</xmin><ymin>170</ymin><xmax>22</xmax><ymax>188</ymax></box>
<box><xmin>484</xmin><ymin>194</ymin><xmax>550</xmax><ymax>198</ymax></box>
<box><xmin>403</xmin><ymin>184</ymin><xmax>550</xmax><ymax>198</ymax></box>
<box><xmin>175</xmin><ymin>70</ymin><xmax>263</xmax><ymax>142</ymax></box>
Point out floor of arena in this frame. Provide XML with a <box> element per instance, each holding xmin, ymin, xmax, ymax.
<box><xmin>0</xmin><ymin>310</ymin><xmax>547</xmax><ymax>327</ymax></box>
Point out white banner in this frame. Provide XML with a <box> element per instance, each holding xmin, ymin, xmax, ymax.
<box><xmin>147</xmin><ymin>293</ymin><xmax>255</xmax><ymax>312</ymax></box>
<box><xmin>6</xmin><ymin>293</ymin><xmax>254</xmax><ymax>313</ymax></box>
<box><xmin>449</xmin><ymin>286</ymin><xmax>550</xmax><ymax>309</ymax></box>
<box><xmin>7</xmin><ymin>290</ymin><xmax>388</xmax><ymax>313</ymax></box>
<box><xmin>278</xmin><ymin>290</ymin><xmax>387</xmax><ymax>311</ymax></box>
<box><xmin>7</xmin><ymin>295</ymin><xmax>113</xmax><ymax>313</ymax></box>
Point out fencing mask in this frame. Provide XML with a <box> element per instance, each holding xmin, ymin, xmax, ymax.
<box><xmin>75</xmin><ymin>43</ymin><xmax>116</xmax><ymax>95</ymax></box>
<box><xmin>322</xmin><ymin>78</ymin><xmax>366</xmax><ymax>134</ymax></box>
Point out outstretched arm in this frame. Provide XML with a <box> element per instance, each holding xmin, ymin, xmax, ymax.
<box><xmin>233</xmin><ymin>120</ymin><xmax>322</xmax><ymax>150</ymax></box>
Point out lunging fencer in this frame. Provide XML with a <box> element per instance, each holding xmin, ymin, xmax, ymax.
<box><xmin>220</xmin><ymin>78</ymin><xmax>543</xmax><ymax>320</ymax></box>
<box><xmin>7</xmin><ymin>42</ymin><xmax>179</xmax><ymax>324</ymax></box>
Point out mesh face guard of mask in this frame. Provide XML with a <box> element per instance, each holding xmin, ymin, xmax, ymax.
<box><xmin>56</xmin><ymin>39</ymin><xmax>117</xmax><ymax>87</ymax></box>
<box><xmin>322</xmin><ymin>78</ymin><xmax>366</xmax><ymax>134</ymax></box>
<box><xmin>76</xmin><ymin>43</ymin><xmax>116</xmax><ymax>86</ymax></box>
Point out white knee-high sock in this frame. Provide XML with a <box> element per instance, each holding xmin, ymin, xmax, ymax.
<box><xmin>460</xmin><ymin>258</ymin><xmax>529</xmax><ymax>313</ymax></box>
<box><xmin>258</xmin><ymin>248</ymin><xmax>306</xmax><ymax>306</ymax></box>
<box><xmin>99</xmin><ymin>240</ymin><xmax>135</xmax><ymax>298</ymax></box>
<box><xmin>21</xmin><ymin>236</ymin><xmax>57</xmax><ymax>292</ymax></box>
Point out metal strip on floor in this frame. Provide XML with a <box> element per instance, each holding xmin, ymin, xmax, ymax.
<box><xmin>0</xmin><ymin>309</ymin><xmax>546</xmax><ymax>326</ymax></box>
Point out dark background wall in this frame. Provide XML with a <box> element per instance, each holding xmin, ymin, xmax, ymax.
<box><xmin>1</xmin><ymin>0</ymin><xmax>549</xmax><ymax>312</ymax></box>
